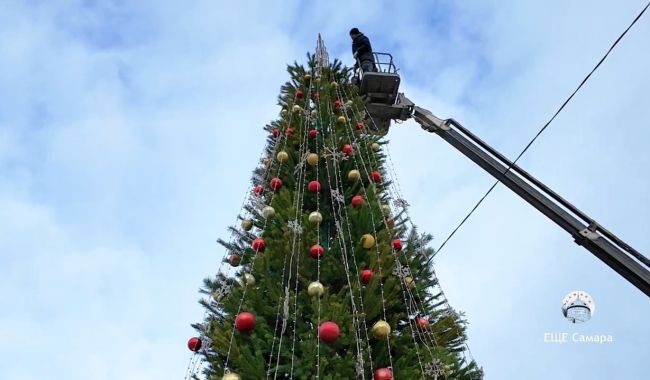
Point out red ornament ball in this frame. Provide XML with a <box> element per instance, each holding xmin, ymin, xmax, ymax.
<box><xmin>187</xmin><ymin>337</ymin><xmax>202</xmax><ymax>352</ymax></box>
<box><xmin>310</xmin><ymin>244</ymin><xmax>325</xmax><ymax>258</ymax></box>
<box><xmin>360</xmin><ymin>269</ymin><xmax>373</xmax><ymax>284</ymax></box>
<box><xmin>253</xmin><ymin>185</ymin><xmax>264</xmax><ymax>196</ymax></box>
<box><xmin>342</xmin><ymin>144</ymin><xmax>353</xmax><ymax>155</ymax></box>
<box><xmin>351</xmin><ymin>195</ymin><xmax>365</xmax><ymax>208</ymax></box>
<box><xmin>416</xmin><ymin>317</ymin><xmax>430</xmax><ymax>329</ymax></box>
<box><xmin>370</xmin><ymin>171</ymin><xmax>382</xmax><ymax>183</ymax></box>
<box><xmin>333</xmin><ymin>100</ymin><xmax>342</xmax><ymax>109</ymax></box>
<box><xmin>308</xmin><ymin>180</ymin><xmax>321</xmax><ymax>193</ymax></box>
<box><xmin>286</xmin><ymin>127</ymin><xmax>295</xmax><ymax>136</ymax></box>
<box><xmin>392</xmin><ymin>239</ymin><xmax>403</xmax><ymax>251</ymax></box>
<box><xmin>318</xmin><ymin>321</ymin><xmax>340</xmax><ymax>343</ymax></box>
<box><xmin>235</xmin><ymin>312</ymin><xmax>256</xmax><ymax>333</ymax></box>
<box><xmin>356</xmin><ymin>122</ymin><xmax>365</xmax><ymax>130</ymax></box>
<box><xmin>295</xmin><ymin>90</ymin><xmax>304</xmax><ymax>99</ymax></box>
<box><xmin>308</xmin><ymin>129</ymin><xmax>318</xmax><ymax>138</ymax></box>
<box><xmin>252</xmin><ymin>238</ymin><xmax>266</xmax><ymax>252</ymax></box>
<box><xmin>270</xmin><ymin>177</ymin><xmax>283</xmax><ymax>191</ymax></box>
<box><xmin>373</xmin><ymin>368</ymin><xmax>393</xmax><ymax>380</ymax></box>
<box><xmin>272</xmin><ymin>128</ymin><xmax>280</xmax><ymax>137</ymax></box>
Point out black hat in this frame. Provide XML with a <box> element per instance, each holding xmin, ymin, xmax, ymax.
<box><xmin>349</xmin><ymin>28</ymin><xmax>360</xmax><ymax>35</ymax></box>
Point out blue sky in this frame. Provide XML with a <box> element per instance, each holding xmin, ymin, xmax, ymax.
<box><xmin>1</xmin><ymin>1</ymin><xmax>649</xmax><ymax>379</ymax></box>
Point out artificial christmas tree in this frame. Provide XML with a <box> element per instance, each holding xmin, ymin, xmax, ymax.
<box><xmin>186</xmin><ymin>37</ymin><xmax>482</xmax><ymax>380</ymax></box>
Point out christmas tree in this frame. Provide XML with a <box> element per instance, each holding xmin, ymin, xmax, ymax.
<box><xmin>185</xmin><ymin>37</ymin><xmax>482</xmax><ymax>380</ymax></box>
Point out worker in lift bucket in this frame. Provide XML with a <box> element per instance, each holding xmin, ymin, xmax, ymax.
<box><xmin>350</xmin><ymin>28</ymin><xmax>376</xmax><ymax>74</ymax></box>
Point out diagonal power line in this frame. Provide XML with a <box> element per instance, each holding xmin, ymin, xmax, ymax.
<box><xmin>433</xmin><ymin>1</ymin><xmax>650</xmax><ymax>257</ymax></box>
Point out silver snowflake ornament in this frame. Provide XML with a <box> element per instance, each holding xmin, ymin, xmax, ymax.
<box><xmin>293</xmin><ymin>152</ymin><xmax>310</xmax><ymax>176</ymax></box>
<box><xmin>288</xmin><ymin>219</ymin><xmax>303</xmax><ymax>235</ymax></box>
<box><xmin>392</xmin><ymin>263</ymin><xmax>411</xmax><ymax>279</ymax></box>
<box><xmin>322</xmin><ymin>146</ymin><xmax>348</xmax><ymax>163</ymax></box>
<box><xmin>211</xmin><ymin>284</ymin><xmax>233</xmax><ymax>304</ymax></box>
<box><xmin>393</xmin><ymin>198</ymin><xmax>410</xmax><ymax>210</ymax></box>
<box><xmin>200</xmin><ymin>335</ymin><xmax>213</xmax><ymax>352</ymax></box>
<box><xmin>250</xmin><ymin>197</ymin><xmax>266</xmax><ymax>212</ymax></box>
<box><xmin>330</xmin><ymin>188</ymin><xmax>345</xmax><ymax>204</ymax></box>
<box><xmin>424</xmin><ymin>359</ymin><xmax>444</xmax><ymax>377</ymax></box>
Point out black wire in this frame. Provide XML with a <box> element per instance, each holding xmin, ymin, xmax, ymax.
<box><xmin>432</xmin><ymin>1</ymin><xmax>650</xmax><ymax>258</ymax></box>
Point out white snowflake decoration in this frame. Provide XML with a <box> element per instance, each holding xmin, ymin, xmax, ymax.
<box><xmin>330</xmin><ymin>188</ymin><xmax>345</xmax><ymax>204</ymax></box>
<box><xmin>424</xmin><ymin>359</ymin><xmax>444</xmax><ymax>377</ymax></box>
<box><xmin>412</xmin><ymin>234</ymin><xmax>430</xmax><ymax>258</ymax></box>
<box><xmin>393</xmin><ymin>198</ymin><xmax>410</xmax><ymax>210</ymax></box>
<box><xmin>211</xmin><ymin>284</ymin><xmax>233</xmax><ymax>305</ymax></box>
<box><xmin>288</xmin><ymin>219</ymin><xmax>303</xmax><ymax>235</ymax></box>
<box><xmin>412</xmin><ymin>234</ymin><xmax>428</xmax><ymax>250</ymax></box>
<box><xmin>250</xmin><ymin>197</ymin><xmax>266</xmax><ymax>212</ymax></box>
<box><xmin>322</xmin><ymin>146</ymin><xmax>347</xmax><ymax>163</ymax></box>
<box><xmin>200</xmin><ymin>335</ymin><xmax>213</xmax><ymax>353</ymax></box>
<box><xmin>293</xmin><ymin>152</ymin><xmax>310</xmax><ymax>176</ymax></box>
<box><xmin>392</xmin><ymin>263</ymin><xmax>411</xmax><ymax>279</ymax></box>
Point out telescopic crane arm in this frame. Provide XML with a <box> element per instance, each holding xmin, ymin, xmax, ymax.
<box><xmin>396</xmin><ymin>94</ymin><xmax>650</xmax><ymax>297</ymax></box>
<box><xmin>354</xmin><ymin>52</ymin><xmax>649</xmax><ymax>297</ymax></box>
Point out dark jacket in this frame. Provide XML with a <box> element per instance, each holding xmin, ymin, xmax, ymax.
<box><xmin>352</xmin><ymin>33</ymin><xmax>374</xmax><ymax>63</ymax></box>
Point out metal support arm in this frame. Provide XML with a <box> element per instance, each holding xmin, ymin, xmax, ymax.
<box><xmin>409</xmin><ymin>102</ymin><xmax>650</xmax><ymax>297</ymax></box>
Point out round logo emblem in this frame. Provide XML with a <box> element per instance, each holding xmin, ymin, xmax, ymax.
<box><xmin>562</xmin><ymin>290</ymin><xmax>595</xmax><ymax>323</ymax></box>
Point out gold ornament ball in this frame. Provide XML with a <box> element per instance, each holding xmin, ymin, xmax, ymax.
<box><xmin>371</xmin><ymin>143</ymin><xmax>381</xmax><ymax>152</ymax></box>
<box><xmin>263</xmin><ymin>158</ymin><xmax>270</xmax><ymax>167</ymax></box>
<box><xmin>337</xmin><ymin>115</ymin><xmax>347</xmax><ymax>123</ymax></box>
<box><xmin>281</xmin><ymin>109</ymin><xmax>288</xmax><ymax>116</ymax></box>
<box><xmin>292</xmin><ymin>104</ymin><xmax>302</xmax><ymax>112</ymax></box>
<box><xmin>307</xmin><ymin>153</ymin><xmax>319</xmax><ymax>166</ymax></box>
<box><xmin>222</xmin><ymin>374</ymin><xmax>241</xmax><ymax>380</ymax></box>
<box><xmin>371</xmin><ymin>320</ymin><xmax>391</xmax><ymax>339</ymax></box>
<box><xmin>311</xmin><ymin>109</ymin><xmax>317</xmax><ymax>117</ymax></box>
<box><xmin>309</xmin><ymin>211</ymin><xmax>323</xmax><ymax>224</ymax></box>
<box><xmin>304</xmin><ymin>74</ymin><xmax>312</xmax><ymax>81</ymax></box>
<box><xmin>262</xmin><ymin>206</ymin><xmax>276</xmax><ymax>219</ymax></box>
<box><xmin>277</xmin><ymin>151</ymin><xmax>289</xmax><ymax>163</ymax></box>
<box><xmin>348</xmin><ymin>169</ymin><xmax>361</xmax><ymax>182</ymax></box>
<box><xmin>314</xmin><ymin>76</ymin><xmax>321</xmax><ymax>83</ymax></box>
<box><xmin>331</xmin><ymin>81</ymin><xmax>339</xmax><ymax>88</ymax></box>
<box><xmin>243</xmin><ymin>273</ymin><xmax>256</xmax><ymax>286</ymax></box>
<box><xmin>361</xmin><ymin>234</ymin><xmax>375</xmax><ymax>249</ymax></box>
<box><xmin>308</xmin><ymin>281</ymin><xmax>325</xmax><ymax>297</ymax></box>
<box><xmin>405</xmin><ymin>276</ymin><xmax>416</xmax><ymax>289</ymax></box>
<box><xmin>241</xmin><ymin>219</ymin><xmax>253</xmax><ymax>231</ymax></box>
<box><xmin>346</xmin><ymin>100</ymin><xmax>353</xmax><ymax>106</ymax></box>
<box><xmin>382</xmin><ymin>204</ymin><xmax>391</xmax><ymax>215</ymax></box>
